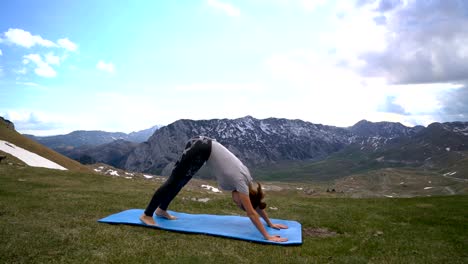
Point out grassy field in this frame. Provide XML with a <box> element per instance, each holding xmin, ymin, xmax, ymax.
<box><xmin>251</xmin><ymin>147</ymin><xmax>395</xmax><ymax>182</ymax></box>
<box><xmin>252</xmin><ymin>143</ymin><xmax>468</xmax><ymax>183</ymax></box>
<box><xmin>1</xmin><ymin>164</ymin><xmax>467</xmax><ymax>263</ymax></box>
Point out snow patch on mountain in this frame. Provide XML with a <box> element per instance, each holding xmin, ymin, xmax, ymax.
<box><xmin>0</xmin><ymin>140</ymin><xmax>67</xmax><ymax>170</ymax></box>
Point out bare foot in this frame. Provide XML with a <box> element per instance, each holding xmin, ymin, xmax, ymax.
<box><xmin>156</xmin><ymin>208</ymin><xmax>177</xmax><ymax>220</ymax></box>
<box><xmin>139</xmin><ymin>214</ymin><xmax>157</xmax><ymax>226</ymax></box>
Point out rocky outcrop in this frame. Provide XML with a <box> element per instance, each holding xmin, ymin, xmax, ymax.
<box><xmin>0</xmin><ymin>116</ymin><xmax>15</xmax><ymax>130</ymax></box>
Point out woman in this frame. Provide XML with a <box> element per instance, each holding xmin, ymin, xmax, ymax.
<box><xmin>140</xmin><ymin>136</ymin><xmax>288</xmax><ymax>242</ymax></box>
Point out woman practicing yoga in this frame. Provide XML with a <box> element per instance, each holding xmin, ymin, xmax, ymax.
<box><xmin>140</xmin><ymin>136</ymin><xmax>288</xmax><ymax>242</ymax></box>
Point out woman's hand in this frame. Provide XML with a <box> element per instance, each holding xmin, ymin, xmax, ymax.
<box><xmin>267</xmin><ymin>235</ymin><xmax>288</xmax><ymax>242</ymax></box>
<box><xmin>269</xmin><ymin>223</ymin><xmax>289</xmax><ymax>230</ymax></box>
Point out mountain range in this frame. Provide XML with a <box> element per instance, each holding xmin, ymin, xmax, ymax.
<box><xmin>25</xmin><ymin>125</ymin><xmax>159</xmax><ymax>148</ymax></box>
<box><xmin>22</xmin><ymin>116</ymin><xmax>468</xmax><ymax>181</ymax></box>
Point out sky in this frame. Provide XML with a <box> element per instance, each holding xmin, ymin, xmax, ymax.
<box><xmin>1</xmin><ymin>0</ymin><xmax>467</xmax><ymax>136</ymax></box>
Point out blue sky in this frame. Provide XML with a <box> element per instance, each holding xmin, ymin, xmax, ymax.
<box><xmin>1</xmin><ymin>0</ymin><xmax>467</xmax><ymax>135</ymax></box>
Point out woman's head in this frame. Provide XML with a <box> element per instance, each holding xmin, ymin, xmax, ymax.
<box><xmin>231</xmin><ymin>182</ymin><xmax>267</xmax><ymax>211</ymax></box>
<box><xmin>249</xmin><ymin>182</ymin><xmax>267</xmax><ymax>210</ymax></box>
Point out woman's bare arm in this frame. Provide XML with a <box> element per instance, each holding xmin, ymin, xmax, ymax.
<box><xmin>256</xmin><ymin>208</ymin><xmax>288</xmax><ymax>229</ymax></box>
<box><xmin>238</xmin><ymin>193</ymin><xmax>288</xmax><ymax>242</ymax></box>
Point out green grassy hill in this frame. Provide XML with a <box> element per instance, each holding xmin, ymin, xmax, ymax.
<box><xmin>1</xmin><ymin>163</ymin><xmax>467</xmax><ymax>263</ymax></box>
<box><xmin>0</xmin><ymin>121</ymin><xmax>89</xmax><ymax>172</ymax></box>
<box><xmin>252</xmin><ymin>145</ymin><xmax>405</xmax><ymax>182</ymax></box>
<box><xmin>253</xmin><ymin>143</ymin><xmax>468</xmax><ymax>182</ymax></box>
<box><xmin>333</xmin><ymin>168</ymin><xmax>468</xmax><ymax>197</ymax></box>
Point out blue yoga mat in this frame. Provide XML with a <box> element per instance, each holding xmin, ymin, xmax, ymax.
<box><xmin>98</xmin><ymin>209</ymin><xmax>302</xmax><ymax>245</ymax></box>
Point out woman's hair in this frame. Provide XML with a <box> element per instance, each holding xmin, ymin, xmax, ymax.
<box><xmin>249</xmin><ymin>182</ymin><xmax>267</xmax><ymax>210</ymax></box>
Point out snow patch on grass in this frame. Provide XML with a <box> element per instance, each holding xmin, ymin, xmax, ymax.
<box><xmin>0</xmin><ymin>140</ymin><xmax>67</xmax><ymax>170</ymax></box>
<box><xmin>201</xmin><ymin>184</ymin><xmax>222</xmax><ymax>193</ymax></box>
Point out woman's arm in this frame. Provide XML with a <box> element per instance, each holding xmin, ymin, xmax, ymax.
<box><xmin>238</xmin><ymin>192</ymin><xmax>288</xmax><ymax>242</ymax></box>
<box><xmin>256</xmin><ymin>208</ymin><xmax>288</xmax><ymax>230</ymax></box>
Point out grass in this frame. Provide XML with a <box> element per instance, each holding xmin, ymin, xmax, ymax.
<box><xmin>251</xmin><ymin>143</ymin><xmax>415</xmax><ymax>182</ymax></box>
<box><xmin>1</xmin><ymin>164</ymin><xmax>467</xmax><ymax>263</ymax></box>
<box><xmin>332</xmin><ymin>167</ymin><xmax>468</xmax><ymax>198</ymax></box>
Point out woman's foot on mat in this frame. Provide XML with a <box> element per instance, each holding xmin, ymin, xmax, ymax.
<box><xmin>156</xmin><ymin>208</ymin><xmax>177</xmax><ymax>220</ymax></box>
<box><xmin>139</xmin><ymin>214</ymin><xmax>157</xmax><ymax>226</ymax></box>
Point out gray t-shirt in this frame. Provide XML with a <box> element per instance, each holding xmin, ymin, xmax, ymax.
<box><xmin>206</xmin><ymin>140</ymin><xmax>253</xmax><ymax>194</ymax></box>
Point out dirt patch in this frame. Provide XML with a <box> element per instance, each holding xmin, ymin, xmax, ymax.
<box><xmin>303</xmin><ymin>227</ymin><xmax>338</xmax><ymax>238</ymax></box>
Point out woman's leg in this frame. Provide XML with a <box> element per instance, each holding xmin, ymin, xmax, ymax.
<box><xmin>143</xmin><ymin>137</ymin><xmax>211</xmax><ymax>217</ymax></box>
<box><xmin>142</xmin><ymin>170</ymin><xmax>184</xmax><ymax>217</ymax></box>
<box><xmin>158</xmin><ymin>137</ymin><xmax>212</xmax><ymax>211</ymax></box>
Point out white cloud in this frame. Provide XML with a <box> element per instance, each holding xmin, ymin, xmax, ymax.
<box><xmin>263</xmin><ymin>48</ymin><xmax>467</xmax><ymax>126</ymax></box>
<box><xmin>321</xmin><ymin>2</ymin><xmax>387</xmax><ymax>69</ymax></box>
<box><xmin>1</xmin><ymin>110</ymin><xmax>65</xmax><ymax>136</ymax></box>
<box><xmin>265</xmin><ymin>49</ymin><xmax>396</xmax><ymax>125</ymax></box>
<box><xmin>96</xmin><ymin>60</ymin><xmax>115</xmax><ymax>73</ymax></box>
<box><xmin>354</xmin><ymin>0</ymin><xmax>468</xmax><ymax>84</ymax></box>
<box><xmin>23</xmin><ymin>54</ymin><xmax>41</xmax><ymax>64</ymax></box>
<box><xmin>35</xmin><ymin>66</ymin><xmax>56</xmax><ymax>78</ymax></box>
<box><xmin>24</xmin><ymin>54</ymin><xmax>57</xmax><ymax>78</ymax></box>
<box><xmin>4</xmin><ymin>28</ymin><xmax>57</xmax><ymax>48</ymax></box>
<box><xmin>207</xmin><ymin>0</ymin><xmax>240</xmax><ymax>17</ymax></box>
<box><xmin>2</xmin><ymin>109</ymin><xmax>95</xmax><ymax>136</ymax></box>
<box><xmin>57</xmin><ymin>38</ymin><xmax>78</xmax><ymax>52</ymax></box>
<box><xmin>0</xmin><ymin>49</ymin><xmax>2</xmax><ymax>56</ymax></box>
<box><xmin>45</xmin><ymin>52</ymin><xmax>60</xmax><ymax>65</ymax></box>
<box><xmin>2</xmin><ymin>28</ymin><xmax>77</xmax><ymax>53</ymax></box>
<box><xmin>386</xmin><ymin>83</ymin><xmax>461</xmax><ymax>115</ymax></box>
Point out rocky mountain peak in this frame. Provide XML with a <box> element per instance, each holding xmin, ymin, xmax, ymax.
<box><xmin>349</xmin><ymin>119</ymin><xmax>416</xmax><ymax>139</ymax></box>
<box><xmin>0</xmin><ymin>116</ymin><xmax>15</xmax><ymax>130</ymax></box>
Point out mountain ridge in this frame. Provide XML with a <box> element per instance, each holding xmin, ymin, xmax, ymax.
<box><xmin>125</xmin><ymin>116</ymin><xmax>353</xmax><ymax>174</ymax></box>
<box><xmin>123</xmin><ymin>116</ymin><xmax>468</xmax><ymax>179</ymax></box>
<box><xmin>18</xmin><ymin>116</ymin><xmax>468</xmax><ymax>180</ymax></box>
<box><xmin>25</xmin><ymin>125</ymin><xmax>159</xmax><ymax>149</ymax></box>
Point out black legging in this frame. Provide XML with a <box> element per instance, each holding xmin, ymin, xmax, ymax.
<box><xmin>144</xmin><ymin>136</ymin><xmax>212</xmax><ymax>216</ymax></box>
